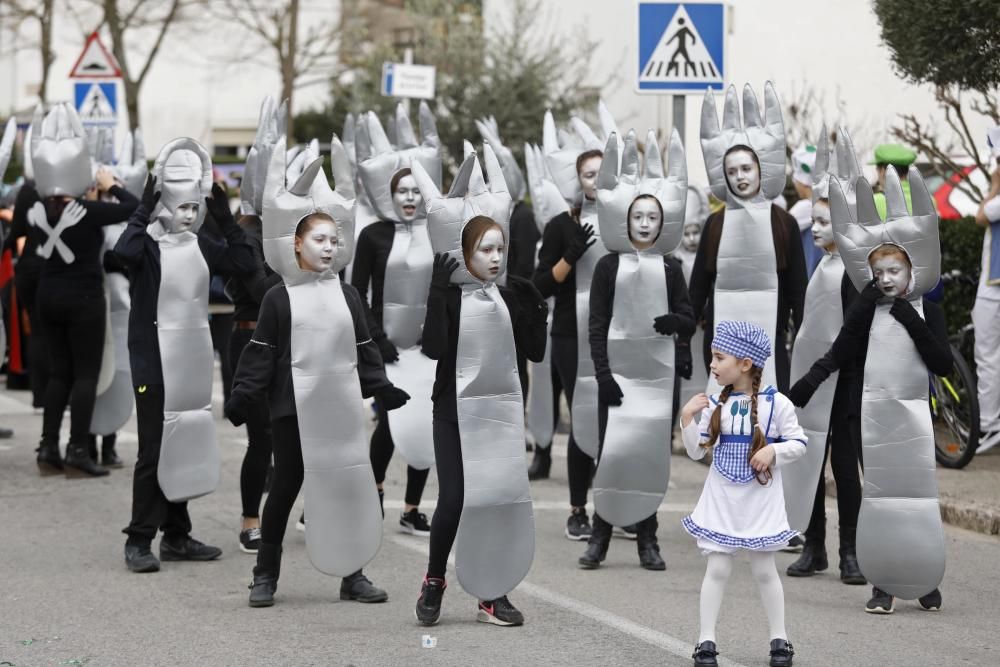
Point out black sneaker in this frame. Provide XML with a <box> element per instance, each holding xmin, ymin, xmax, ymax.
<box><xmin>565</xmin><ymin>510</ymin><xmax>592</xmax><ymax>541</ymax></box>
<box><xmin>160</xmin><ymin>536</ymin><xmax>223</xmax><ymax>562</ymax></box>
<box><xmin>917</xmin><ymin>588</ymin><xmax>942</xmax><ymax>611</ymax></box>
<box><xmin>477</xmin><ymin>596</ymin><xmax>524</xmax><ymax>626</ymax></box>
<box><xmin>340</xmin><ymin>571</ymin><xmax>388</xmax><ymax>603</ymax></box>
<box><xmin>415</xmin><ymin>576</ymin><xmax>446</xmax><ymax>625</ymax></box>
<box><xmin>864</xmin><ymin>586</ymin><xmax>895</xmax><ymax>614</ymax></box>
<box><xmin>614</xmin><ymin>524</ymin><xmax>638</xmax><ymax>540</ymax></box>
<box><xmin>296</xmin><ymin>512</ymin><xmax>305</xmax><ymax>532</ymax></box>
<box><xmin>399</xmin><ymin>509</ymin><xmax>431</xmax><ymax>536</ymax></box>
<box><xmin>239</xmin><ymin>527</ymin><xmax>262</xmax><ymax>554</ymax></box>
<box><xmin>769</xmin><ymin>638</ymin><xmax>794</xmax><ymax>667</ymax></box>
<box><xmin>125</xmin><ymin>544</ymin><xmax>161</xmax><ymax>573</ymax></box>
<box><xmin>692</xmin><ymin>640</ymin><xmax>719</xmax><ymax>666</ymax></box>
<box><xmin>780</xmin><ymin>535</ymin><xmax>804</xmax><ymax>553</ymax></box>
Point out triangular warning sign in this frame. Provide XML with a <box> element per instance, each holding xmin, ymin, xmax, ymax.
<box><xmin>69</xmin><ymin>32</ymin><xmax>121</xmax><ymax>79</ymax></box>
<box><xmin>640</xmin><ymin>5</ymin><xmax>722</xmax><ymax>83</ymax></box>
<box><xmin>79</xmin><ymin>84</ymin><xmax>115</xmax><ymax>122</ymax></box>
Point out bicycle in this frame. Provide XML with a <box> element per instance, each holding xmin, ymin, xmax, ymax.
<box><xmin>929</xmin><ymin>270</ymin><xmax>980</xmax><ymax>469</ymax></box>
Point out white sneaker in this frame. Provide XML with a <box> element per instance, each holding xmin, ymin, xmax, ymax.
<box><xmin>978</xmin><ymin>429</ymin><xmax>1000</xmax><ymax>453</ymax></box>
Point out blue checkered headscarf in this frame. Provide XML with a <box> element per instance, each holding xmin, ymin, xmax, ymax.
<box><xmin>712</xmin><ymin>320</ymin><xmax>771</xmax><ymax>368</ymax></box>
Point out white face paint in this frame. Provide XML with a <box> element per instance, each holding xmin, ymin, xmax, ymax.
<box><xmin>811</xmin><ymin>201</ymin><xmax>835</xmax><ymax>251</ymax></box>
<box><xmin>870</xmin><ymin>251</ymin><xmax>912</xmax><ymax>297</ymax></box>
<box><xmin>468</xmin><ymin>227</ymin><xmax>505</xmax><ymax>282</ymax></box>
<box><xmin>627</xmin><ymin>197</ymin><xmax>662</xmax><ymax>250</ymax></box>
<box><xmin>295</xmin><ymin>219</ymin><xmax>338</xmax><ymax>273</ymax></box>
<box><xmin>682</xmin><ymin>223</ymin><xmax>702</xmax><ymax>253</ymax></box>
<box><xmin>723</xmin><ymin>149</ymin><xmax>761</xmax><ymax>199</ymax></box>
<box><xmin>391</xmin><ymin>174</ymin><xmax>422</xmax><ymax>222</ymax></box>
<box><xmin>578</xmin><ymin>155</ymin><xmax>602</xmax><ymax>201</ymax></box>
<box><xmin>167</xmin><ymin>202</ymin><xmax>199</xmax><ymax>234</ymax></box>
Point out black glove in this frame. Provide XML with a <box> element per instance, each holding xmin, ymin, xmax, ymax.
<box><xmin>860</xmin><ymin>278</ymin><xmax>884</xmax><ymax>305</ymax></box>
<box><xmin>205</xmin><ymin>183</ymin><xmax>235</xmax><ymax>227</ymax></box>
<box><xmin>786</xmin><ymin>377</ymin><xmax>818</xmax><ymax>408</ymax></box>
<box><xmin>653</xmin><ymin>313</ymin><xmax>680</xmax><ymax>336</ymax></box>
<box><xmin>562</xmin><ymin>222</ymin><xmax>596</xmax><ymax>265</ymax></box>
<box><xmin>431</xmin><ymin>252</ymin><xmax>460</xmax><ymax>289</ymax></box>
<box><xmin>377</xmin><ymin>336</ymin><xmax>399</xmax><ymax>363</ymax></box>
<box><xmin>141</xmin><ymin>174</ymin><xmax>160</xmax><ymax>215</ymax></box>
<box><xmin>598</xmin><ymin>376</ymin><xmax>624</xmax><ymax>406</ymax></box>
<box><xmin>377</xmin><ymin>385</ymin><xmax>411</xmax><ymax>411</ymax></box>
<box><xmin>675</xmin><ymin>342</ymin><xmax>693</xmax><ymax>380</ymax></box>
<box><xmin>889</xmin><ymin>297</ymin><xmax>921</xmax><ymax>327</ymax></box>
<box><xmin>224</xmin><ymin>396</ymin><xmax>247</xmax><ymax>427</ymax></box>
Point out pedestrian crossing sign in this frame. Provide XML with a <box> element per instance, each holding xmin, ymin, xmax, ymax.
<box><xmin>636</xmin><ymin>1</ymin><xmax>726</xmax><ymax>93</ymax></box>
<box><xmin>74</xmin><ymin>81</ymin><xmax>117</xmax><ymax>126</ymax></box>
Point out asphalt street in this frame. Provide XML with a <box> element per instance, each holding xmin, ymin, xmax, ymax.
<box><xmin>2</xmin><ymin>376</ymin><xmax>999</xmax><ymax>667</ymax></box>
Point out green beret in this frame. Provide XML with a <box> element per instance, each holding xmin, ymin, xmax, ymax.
<box><xmin>871</xmin><ymin>143</ymin><xmax>917</xmax><ymax>167</ymax></box>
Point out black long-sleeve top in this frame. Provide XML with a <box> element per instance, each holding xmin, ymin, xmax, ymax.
<box><xmin>507</xmin><ymin>201</ymin><xmax>540</xmax><ymax>280</ymax></box>
<box><xmin>36</xmin><ymin>185</ymin><xmax>138</xmax><ymax>297</ymax></box>
<box><xmin>532</xmin><ymin>211</ymin><xmax>595</xmax><ymax>339</ymax></box>
<box><xmin>227</xmin><ymin>282</ymin><xmax>393</xmax><ymax>421</ymax></box>
<box><xmin>226</xmin><ymin>216</ymin><xmax>281</xmax><ymax>322</ymax></box>
<box><xmin>688</xmin><ymin>205</ymin><xmax>807</xmax><ymax>337</ymax></box>
<box><xmin>350</xmin><ymin>220</ymin><xmax>396</xmax><ymax>340</ymax></box>
<box><xmin>588</xmin><ymin>253</ymin><xmax>696</xmax><ymax>384</ymax></box>
<box><xmin>5</xmin><ymin>180</ymin><xmax>42</xmax><ymax>256</ymax></box>
<box><xmin>420</xmin><ymin>276</ymin><xmax>548</xmax><ymax>424</ymax></box>
<box><xmin>796</xmin><ymin>274</ymin><xmax>952</xmax><ymax>417</ymax></box>
<box><xmin>113</xmin><ymin>203</ymin><xmax>255</xmax><ymax>386</ymax></box>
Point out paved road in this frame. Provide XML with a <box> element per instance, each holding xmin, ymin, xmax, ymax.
<box><xmin>2</xmin><ymin>381</ymin><xmax>999</xmax><ymax>667</ymax></box>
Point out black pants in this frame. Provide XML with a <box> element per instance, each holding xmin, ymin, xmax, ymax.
<box><xmin>369</xmin><ymin>400</ymin><xmax>429</xmax><ymax>507</ymax></box>
<box><xmin>803</xmin><ymin>380</ymin><xmax>863</xmax><ymax>546</ymax></box>
<box><xmin>229</xmin><ymin>326</ymin><xmax>273</xmax><ymax>519</ymax></box>
<box><xmin>124</xmin><ymin>384</ymin><xmax>192</xmax><ymax>545</ymax></box>
<box><xmin>591</xmin><ymin>401</ymin><xmax>658</xmax><ymax>542</ymax></box>
<box><xmin>702</xmin><ymin>322</ymin><xmax>791</xmax><ymax>392</ymax></box>
<box><xmin>260</xmin><ymin>415</ymin><xmax>303</xmax><ymax>547</ymax></box>
<box><xmin>38</xmin><ymin>288</ymin><xmax>105</xmax><ymax>445</ymax></box>
<box><xmin>550</xmin><ymin>334</ymin><xmax>595</xmax><ymax>508</ymax></box>
<box><xmin>15</xmin><ymin>263</ymin><xmax>47</xmax><ymax>407</ymax></box>
<box><xmin>428</xmin><ymin>418</ymin><xmax>463</xmax><ymax>580</ymax></box>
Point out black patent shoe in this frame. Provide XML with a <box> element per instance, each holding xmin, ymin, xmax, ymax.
<box><xmin>692</xmin><ymin>640</ymin><xmax>718</xmax><ymax>666</ymax></box>
<box><xmin>638</xmin><ymin>543</ymin><xmax>666</xmax><ymax>571</ymax></box>
<box><xmin>36</xmin><ymin>441</ymin><xmax>64</xmax><ymax>476</ymax></box>
<box><xmin>527</xmin><ymin>446</ymin><xmax>551</xmax><ymax>480</ymax></box>
<box><xmin>786</xmin><ymin>543</ymin><xmax>828</xmax><ymax>577</ymax></box>
<box><xmin>838</xmin><ymin>547</ymin><xmax>866</xmax><ymax>585</ymax></box>
<box><xmin>578</xmin><ymin>540</ymin><xmax>609</xmax><ymax>569</ymax></box>
<box><xmin>340</xmin><ymin>570</ymin><xmax>388</xmax><ymax>603</ymax></box>
<box><xmin>124</xmin><ymin>544</ymin><xmax>161</xmax><ymax>573</ymax></box>
<box><xmin>769</xmin><ymin>639</ymin><xmax>794</xmax><ymax>667</ymax></box>
<box><xmin>160</xmin><ymin>535</ymin><xmax>222</xmax><ymax>561</ymax></box>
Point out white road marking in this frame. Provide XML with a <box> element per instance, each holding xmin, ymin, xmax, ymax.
<box><xmin>383</xmin><ymin>499</ymin><xmax>692</xmax><ymax>513</ymax></box>
<box><xmin>388</xmin><ymin>535</ymin><xmax>749</xmax><ymax>667</ymax></box>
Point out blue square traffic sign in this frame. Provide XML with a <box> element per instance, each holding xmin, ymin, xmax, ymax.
<box><xmin>636</xmin><ymin>2</ymin><xmax>726</xmax><ymax>93</ymax></box>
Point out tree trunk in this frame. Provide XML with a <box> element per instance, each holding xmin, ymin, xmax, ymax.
<box><xmin>282</xmin><ymin>0</ymin><xmax>299</xmax><ymax>139</ymax></box>
<box><xmin>37</xmin><ymin>0</ymin><xmax>54</xmax><ymax>103</ymax></box>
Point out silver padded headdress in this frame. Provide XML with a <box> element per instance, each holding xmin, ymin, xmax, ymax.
<box><xmin>812</xmin><ymin>125</ymin><xmax>861</xmax><ymax>204</ymax></box>
<box><xmin>356</xmin><ymin>101</ymin><xmax>442</xmax><ymax>223</ymax></box>
<box><xmin>596</xmin><ymin>129</ymin><xmax>687</xmax><ymax>255</ymax></box>
<box><xmin>114</xmin><ymin>129</ymin><xmax>148</xmax><ymax>198</ymax></box>
<box><xmin>30</xmin><ymin>104</ymin><xmax>93</xmax><ymax>198</ymax></box>
<box><xmin>476</xmin><ymin>116</ymin><xmax>525</xmax><ymax>202</ymax></box>
<box><xmin>241</xmin><ymin>96</ymin><xmax>286</xmax><ymax>216</ymax></box>
<box><xmin>830</xmin><ymin>166</ymin><xmax>939</xmax><ymax>298</ymax></box>
<box><xmin>700</xmin><ymin>82</ymin><xmax>785</xmax><ymax>206</ymax></box>
<box><xmin>524</xmin><ymin>142</ymin><xmax>569</xmax><ymax>234</ymax></box>
<box><xmin>150</xmin><ymin>138</ymin><xmax>213</xmax><ymax>234</ymax></box>
<box><xmin>542</xmin><ymin>101</ymin><xmax>618</xmax><ymax>205</ymax></box>
<box><xmin>409</xmin><ymin>146</ymin><xmax>512</xmax><ymax>286</ymax></box>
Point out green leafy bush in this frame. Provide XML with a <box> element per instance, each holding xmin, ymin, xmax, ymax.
<box><xmin>939</xmin><ymin>216</ymin><xmax>984</xmax><ymax>334</ymax></box>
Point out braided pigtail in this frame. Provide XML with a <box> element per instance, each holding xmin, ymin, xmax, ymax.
<box><xmin>701</xmin><ymin>384</ymin><xmax>734</xmax><ymax>449</ymax></box>
<box><xmin>747</xmin><ymin>367</ymin><xmax>772</xmax><ymax>485</ymax></box>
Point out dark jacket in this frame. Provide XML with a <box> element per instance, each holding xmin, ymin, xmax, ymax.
<box><xmin>113</xmin><ymin>203</ymin><xmax>255</xmax><ymax>386</ymax></box>
<box><xmin>421</xmin><ymin>275</ymin><xmax>548</xmax><ymax>423</ymax></box>
<box><xmin>532</xmin><ymin>211</ymin><xmax>595</xmax><ymax>339</ymax></box>
<box><xmin>588</xmin><ymin>253</ymin><xmax>696</xmax><ymax>385</ymax></box>
<box><xmin>507</xmin><ymin>201</ymin><xmax>540</xmax><ymax>280</ymax></box>
<box><xmin>227</xmin><ymin>282</ymin><xmax>393</xmax><ymax>421</ymax></box>
<box><xmin>350</xmin><ymin>220</ymin><xmax>397</xmax><ymax>340</ymax></box>
<box><xmin>226</xmin><ymin>216</ymin><xmax>281</xmax><ymax>322</ymax></box>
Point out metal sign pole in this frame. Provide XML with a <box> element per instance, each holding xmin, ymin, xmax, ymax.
<box><xmin>672</xmin><ymin>94</ymin><xmax>685</xmax><ymax>146</ymax></box>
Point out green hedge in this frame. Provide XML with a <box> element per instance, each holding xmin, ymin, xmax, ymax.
<box><xmin>939</xmin><ymin>216</ymin><xmax>984</xmax><ymax>335</ymax></box>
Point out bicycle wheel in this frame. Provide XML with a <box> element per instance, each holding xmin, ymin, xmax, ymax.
<box><xmin>932</xmin><ymin>345</ymin><xmax>980</xmax><ymax>469</ymax></box>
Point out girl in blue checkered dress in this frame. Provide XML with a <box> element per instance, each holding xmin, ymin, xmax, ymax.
<box><xmin>679</xmin><ymin>321</ymin><xmax>805</xmax><ymax>667</ymax></box>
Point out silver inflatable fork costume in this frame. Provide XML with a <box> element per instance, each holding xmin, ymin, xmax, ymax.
<box><xmin>782</xmin><ymin>126</ymin><xmax>860</xmax><ymax>531</ymax></box>
<box><xmin>356</xmin><ymin>102</ymin><xmax>443</xmax><ymax>471</ymax></box>
<box><xmin>592</xmin><ymin>129</ymin><xmax>687</xmax><ymax>528</ymax></box>
<box><xmin>30</xmin><ymin>104</ymin><xmax>92</xmax><ymax>199</ymax></box>
<box><xmin>411</xmin><ymin>146</ymin><xmax>534</xmax><ymax>601</ymax></box>
<box><xmin>830</xmin><ymin>167</ymin><xmax>944</xmax><ymax>600</ymax></box>
<box><xmin>700</xmin><ymin>82</ymin><xmax>785</xmax><ymax>389</ymax></box>
<box><xmin>262</xmin><ymin>131</ymin><xmax>383</xmax><ymax>576</ymax></box>
<box><xmin>148</xmin><ymin>138</ymin><xmax>219</xmax><ymax>503</ymax></box>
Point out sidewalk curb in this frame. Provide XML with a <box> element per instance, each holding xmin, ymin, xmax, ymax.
<box><xmin>825</xmin><ymin>477</ymin><xmax>1000</xmax><ymax>537</ymax></box>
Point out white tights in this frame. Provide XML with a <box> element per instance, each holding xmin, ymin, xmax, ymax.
<box><xmin>698</xmin><ymin>551</ymin><xmax>787</xmax><ymax>643</ymax></box>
